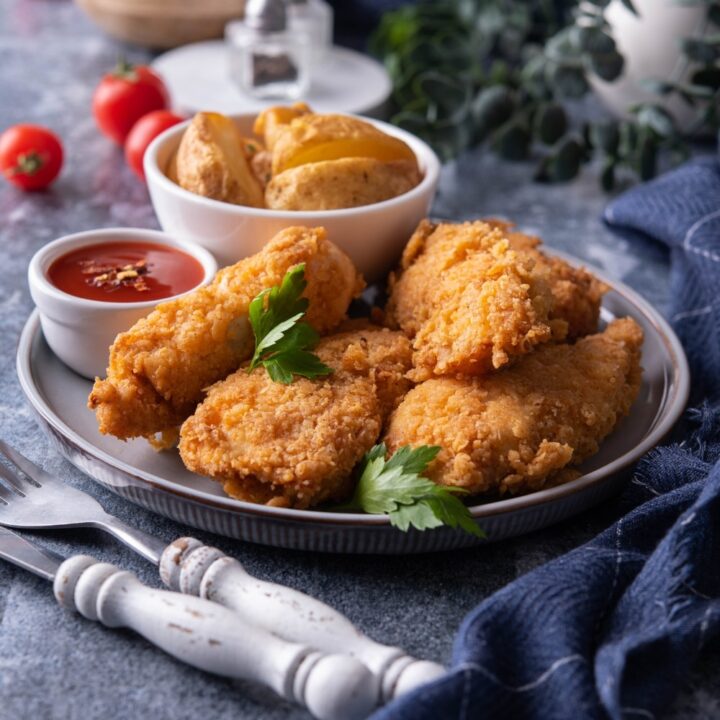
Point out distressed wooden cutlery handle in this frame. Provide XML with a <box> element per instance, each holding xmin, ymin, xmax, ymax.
<box><xmin>160</xmin><ymin>538</ymin><xmax>446</xmax><ymax>701</ymax></box>
<box><xmin>55</xmin><ymin>555</ymin><xmax>377</xmax><ymax>720</ymax></box>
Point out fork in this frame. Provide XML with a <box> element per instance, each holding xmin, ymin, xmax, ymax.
<box><xmin>0</xmin><ymin>439</ymin><xmax>445</xmax><ymax>701</ymax></box>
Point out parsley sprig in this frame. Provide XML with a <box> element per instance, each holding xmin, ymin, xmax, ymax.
<box><xmin>341</xmin><ymin>444</ymin><xmax>486</xmax><ymax>538</ymax></box>
<box><xmin>248</xmin><ymin>264</ymin><xmax>333</xmax><ymax>384</ymax></box>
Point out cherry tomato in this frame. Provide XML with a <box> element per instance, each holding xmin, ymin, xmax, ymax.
<box><xmin>0</xmin><ymin>124</ymin><xmax>63</xmax><ymax>191</ymax></box>
<box><xmin>125</xmin><ymin>110</ymin><xmax>184</xmax><ymax>181</ymax></box>
<box><xmin>92</xmin><ymin>60</ymin><xmax>169</xmax><ymax>144</ymax></box>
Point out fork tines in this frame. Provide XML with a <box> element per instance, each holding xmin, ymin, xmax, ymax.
<box><xmin>0</xmin><ymin>440</ymin><xmax>41</xmax><ymax>494</ymax></box>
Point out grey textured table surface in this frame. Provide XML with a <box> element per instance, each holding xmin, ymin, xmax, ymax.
<box><xmin>0</xmin><ymin>2</ymin><xmax>718</xmax><ymax>719</ymax></box>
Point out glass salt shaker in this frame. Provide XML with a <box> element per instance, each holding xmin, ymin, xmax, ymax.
<box><xmin>286</xmin><ymin>0</ymin><xmax>333</xmax><ymax>67</ymax></box>
<box><xmin>226</xmin><ymin>0</ymin><xmax>311</xmax><ymax>100</ymax></box>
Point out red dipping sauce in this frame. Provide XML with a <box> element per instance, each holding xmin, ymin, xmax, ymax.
<box><xmin>47</xmin><ymin>241</ymin><xmax>205</xmax><ymax>303</ymax></box>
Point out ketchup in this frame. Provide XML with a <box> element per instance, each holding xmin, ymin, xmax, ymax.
<box><xmin>47</xmin><ymin>241</ymin><xmax>205</xmax><ymax>303</ymax></box>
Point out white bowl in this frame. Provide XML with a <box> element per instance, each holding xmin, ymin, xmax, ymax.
<box><xmin>144</xmin><ymin>113</ymin><xmax>441</xmax><ymax>282</ymax></box>
<box><xmin>28</xmin><ymin>228</ymin><xmax>217</xmax><ymax>380</ymax></box>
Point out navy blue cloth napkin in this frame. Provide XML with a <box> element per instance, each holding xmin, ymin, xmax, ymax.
<box><xmin>372</xmin><ymin>157</ymin><xmax>720</xmax><ymax>720</ymax></box>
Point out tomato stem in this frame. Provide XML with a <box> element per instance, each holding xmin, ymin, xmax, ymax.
<box><xmin>112</xmin><ymin>56</ymin><xmax>137</xmax><ymax>81</ymax></box>
<box><xmin>12</xmin><ymin>151</ymin><xmax>44</xmax><ymax>176</ymax></box>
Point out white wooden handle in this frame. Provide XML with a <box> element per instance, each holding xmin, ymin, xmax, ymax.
<box><xmin>54</xmin><ymin>555</ymin><xmax>377</xmax><ymax>720</ymax></box>
<box><xmin>160</xmin><ymin>539</ymin><xmax>446</xmax><ymax>701</ymax></box>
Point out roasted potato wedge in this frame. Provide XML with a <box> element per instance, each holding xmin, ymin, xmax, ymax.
<box><xmin>271</xmin><ymin>114</ymin><xmax>419</xmax><ymax>176</ymax></box>
<box><xmin>253</xmin><ymin>102</ymin><xmax>312</xmax><ymax>151</ymax></box>
<box><xmin>166</xmin><ymin>150</ymin><xmax>179</xmax><ymax>184</ymax></box>
<box><xmin>175</xmin><ymin>112</ymin><xmax>265</xmax><ymax>207</ymax></box>
<box><xmin>250</xmin><ymin>150</ymin><xmax>272</xmax><ymax>189</ymax></box>
<box><xmin>265</xmin><ymin>157</ymin><xmax>421</xmax><ymax>210</ymax></box>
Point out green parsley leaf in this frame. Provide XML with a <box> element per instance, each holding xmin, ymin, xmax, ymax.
<box><xmin>247</xmin><ymin>264</ymin><xmax>333</xmax><ymax>383</ymax></box>
<box><xmin>343</xmin><ymin>443</ymin><xmax>486</xmax><ymax>539</ymax></box>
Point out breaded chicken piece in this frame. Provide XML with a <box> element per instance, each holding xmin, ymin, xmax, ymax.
<box><xmin>485</xmin><ymin>219</ymin><xmax>608</xmax><ymax>339</ymax></box>
<box><xmin>179</xmin><ymin>325</ymin><xmax>412</xmax><ymax>508</ymax></box>
<box><xmin>384</xmin><ymin>318</ymin><xmax>643</xmax><ymax>497</ymax></box>
<box><xmin>88</xmin><ymin>227</ymin><xmax>364</xmax><ymax>443</ymax></box>
<box><xmin>385</xmin><ymin>220</ymin><xmax>560</xmax><ymax>381</ymax></box>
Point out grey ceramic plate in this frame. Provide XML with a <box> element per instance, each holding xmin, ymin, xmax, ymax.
<box><xmin>16</xmin><ymin>256</ymin><xmax>689</xmax><ymax>554</ymax></box>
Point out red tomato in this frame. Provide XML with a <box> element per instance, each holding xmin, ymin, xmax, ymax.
<box><xmin>125</xmin><ymin>110</ymin><xmax>184</xmax><ymax>181</ymax></box>
<box><xmin>0</xmin><ymin>124</ymin><xmax>63</xmax><ymax>191</ymax></box>
<box><xmin>92</xmin><ymin>60</ymin><xmax>169</xmax><ymax>144</ymax></box>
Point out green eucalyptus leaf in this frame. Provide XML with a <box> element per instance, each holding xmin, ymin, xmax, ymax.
<box><xmin>534</xmin><ymin>155</ymin><xmax>551</xmax><ymax>182</ymax></box>
<box><xmin>413</xmin><ymin>71</ymin><xmax>470</xmax><ymax>115</ymax></box>
<box><xmin>637</xmin><ymin>132</ymin><xmax>658</xmax><ymax>181</ymax></box>
<box><xmin>368</xmin><ymin>7</ymin><xmax>419</xmax><ymax>56</ymax></box>
<box><xmin>618</xmin><ymin>120</ymin><xmax>639</xmax><ymax>158</ymax></box>
<box><xmin>692</xmin><ymin>66</ymin><xmax>720</xmax><ymax>88</ymax></box>
<box><xmin>639</xmin><ymin>78</ymin><xmax>674</xmax><ymax>95</ymax></box>
<box><xmin>545</xmin><ymin>27</ymin><xmax>584</xmax><ymax>61</ymax></box>
<box><xmin>547</xmin><ymin>136</ymin><xmax>584</xmax><ymax>181</ymax></box>
<box><xmin>619</xmin><ymin>0</ymin><xmax>639</xmax><ymax>15</ymax></box>
<box><xmin>492</xmin><ymin>119</ymin><xmax>531</xmax><ymax>161</ymax></box>
<box><xmin>534</xmin><ymin>102</ymin><xmax>568</xmax><ymax>145</ymax></box>
<box><xmin>521</xmin><ymin>54</ymin><xmax>550</xmax><ymax>99</ymax></box>
<box><xmin>391</xmin><ymin>110</ymin><xmax>430</xmax><ymax>137</ymax></box>
<box><xmin>405</xmin><ymin>39</ymin><xmax>443</xmax><ymax>67</ymax></box>
<box><xmin>472</xmin><ymin>86</ymin><xmax>516</xmax><ymax>140</ymax></box>
<box><xmin>600</xmin><ymin>158</ymin><xmax>616</xmax><ymax>191</ymax></box>
<box><xmin>575</xmin><ymin>26</ymin><xmax>616</xmax><ymax>54</ymax></box>
<box><xmin>680</xmin><ymin>38</ymin><xmax>718</xmax><ymax>63</ymax></box>
<box><xmin>488</xmin><ymin>59</ymin><xmax>512</xmax><ymax>86</ymax></box>
<box><xmin>634</xmin><ymin>104</ymin><xmax>675</xmax><ymax>138</ymax></box>
<box><xmin>546</xmin><ymin>63</ymin><xmax>589</xmax><ymax>98</ymax></box>
<box><xmin>590</xmin><ymin>120</ymin><xmax>620</xmax><ymax>154</ymax></box>
<box><xmin>587</xmin><ymin>50</ymin><xmax>624</xmax><ymax>81</ymax></box>
<box><xmin>675</xmin><ymin>82</ymin><xmax>715</xmax><ymax>98</ymax></box>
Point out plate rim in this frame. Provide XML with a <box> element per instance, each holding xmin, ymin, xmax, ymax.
<box><xmin>151</xmin><ymin>41</ymin><xmax>393</xmax><ymax>117</ymax></box>
<box><xmin>16</xmin><ymin>253</ymin><xmax>690</xmax><ymax>528</ymax></box>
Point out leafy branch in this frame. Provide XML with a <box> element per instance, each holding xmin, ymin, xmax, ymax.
<box><xmin>371</xmin><ymin>0</ymin><xmax>719</xmax><ymax>189</ymax></box>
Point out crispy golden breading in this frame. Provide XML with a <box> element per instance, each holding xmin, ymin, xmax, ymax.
<box><xmin>384</xmin><ymin>318</ymin><xmax>643</xmax><ymax>497</ymax></box>
<box><xmin>385</xmin><ymin>220</ymin><xmax>561</xmax><ymax>381</ymax></box>
<box><xmin>88</xmin><ymin>227</ymin><xmax>364</xmax><ymax>443</ymax></box>
<box><xmin>265</xmin><ymin>157</ymin><xmax>420</xmax><ymax>211</ymax></box>
<box><xmin>179</xmin><ymin>326</ymin><xmax>413</xmax><ymax>509</ymax></box>
<box><xmin>486</xmin><ymin>219</ymin><xmax>608</xmax><ymax>339</ymax></box>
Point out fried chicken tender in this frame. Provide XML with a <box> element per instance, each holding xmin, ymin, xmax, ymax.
<box><xmin>486</xmin><ymin>219</ymin><xmax>608</xmax><ymax>339</ymax></box>
<box><xmin>179</xmin><ymin>325</ymin><xmax>412</xmax><ymax>508</ymax></box>
<box><xmin>384</xmin><ymin>318</ymin><xmax>643</xmax><ymax>497</ymax></box>
<box><xmin>88</xmin><ymin>227</ymin><xmax>364</xmax><ymax>443</ymax></box>
<box><xmin>385</xmin><ymin>220</ymin><xmax>561</xmax><ymax>381</ymax></box>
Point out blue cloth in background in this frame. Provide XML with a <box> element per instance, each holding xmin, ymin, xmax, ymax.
<box><xmin>371</xmin><ymin>159</ymin><xmax>720</xmax><ymax>720</ymax></box>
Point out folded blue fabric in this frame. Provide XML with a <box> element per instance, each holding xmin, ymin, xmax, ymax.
<box><xmin>372</xmin><ymin>158</ymin><xmax>720</xmax><ymax>720</ymax></box>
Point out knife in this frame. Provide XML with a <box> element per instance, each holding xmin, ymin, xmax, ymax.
<box><xmin>0</xmin><ymin>527</ymin><xmax>377</xmax><ymax>720</ymax></box>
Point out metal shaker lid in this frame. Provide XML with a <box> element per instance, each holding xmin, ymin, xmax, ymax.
<box><xmin>244</xmin><ymin>0</ymin><xmax>287</xmax><ymax>33</ymax></box>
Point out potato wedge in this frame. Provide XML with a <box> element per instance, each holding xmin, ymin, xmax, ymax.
<box><xmin>253</xmin><ymin>102</ymin><xmax>312</xmax><ymax>151</ymax></box>
<box><xmin>271</xmin><ymin>114</ymin><xmax>418</xmax><ymax>176</ymax></box>
<box><xmin>165</xmin><ymin>149</ymin><xmax>179</xmax><ymax>183</ymax></box>
<box><xmin>175</xmin><ymin>112</ymin><xmax>265</xmax><ymax>207</ymax></box>
<box><xmin>251</xmin><ymin>150</ymin><xmax>272</xmax><ymax>189</ymax></box>
<box><xmin>265</xmin><ymin>157</ymin><xmax>421</xmax><ymax>210</ymax></box>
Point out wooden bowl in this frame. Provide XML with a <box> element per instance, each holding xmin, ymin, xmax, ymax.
<box><xmin>75</xmin><ymin>0</ymin><xmax>245</xmax><ymax>49</ymax></box>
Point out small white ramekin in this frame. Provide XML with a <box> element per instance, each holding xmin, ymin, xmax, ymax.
<box><xmin>28</xmin><ymin>228</ymin><xmax>217</xmax><ymax>380</ymax></box>
<box><xmin>144</xmin><ymin>113</ymin><xmax>441</xmax><ymax>283</ymax></box>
